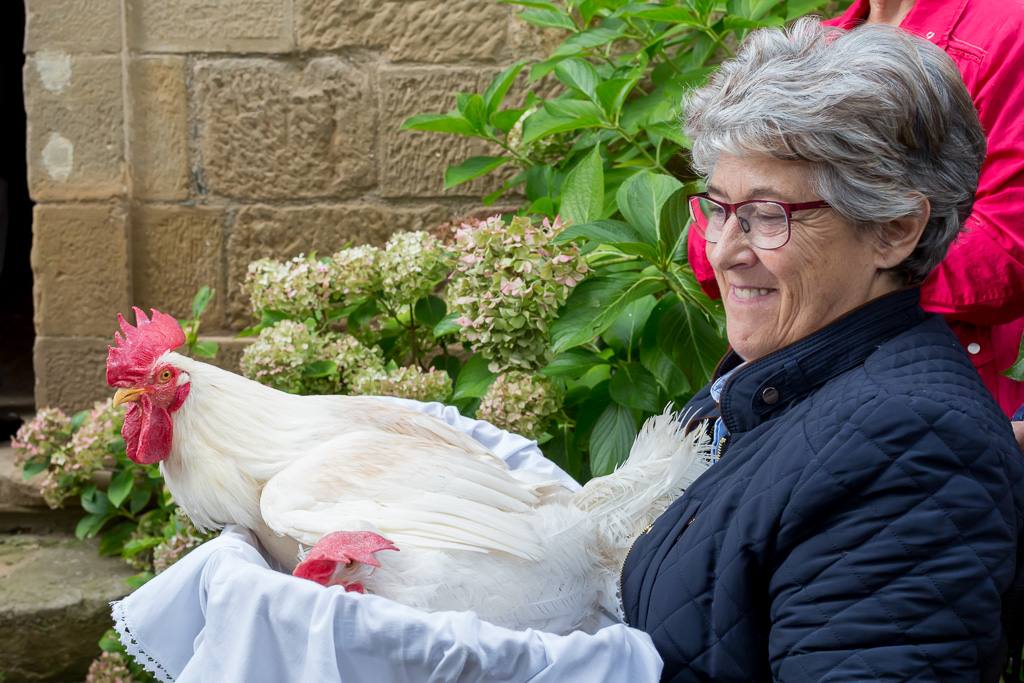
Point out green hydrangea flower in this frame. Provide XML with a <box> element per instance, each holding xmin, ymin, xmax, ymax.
<box><xmin>351</xmin><ymin>365</ymin><xmax>453</xmax><ymax>403</ymax></box>
<box><xmin>476</xmin><ymin>371</ymin><xmax>562</xmax><ymax>440</ymax></box>
<box><xmin>448</xmin><ymin>215</ymin><xmax>587</xmax><ymax>372</ymax></box>
<box><xmin>240</xmin><ymin>321</ymin><xmax>384</xmax><ymax>395</ymax></box>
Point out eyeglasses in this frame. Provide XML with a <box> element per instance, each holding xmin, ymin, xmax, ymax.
<box><xmin>687</xmin><ymin>193</ymin><xmax>832</xmax><ymax>250</ymax></box>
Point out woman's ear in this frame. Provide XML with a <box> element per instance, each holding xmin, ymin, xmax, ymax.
<box><xmin>873</xmin><ymin>198</ymin><xmax>931</xmax><ymax>269</ymax></box>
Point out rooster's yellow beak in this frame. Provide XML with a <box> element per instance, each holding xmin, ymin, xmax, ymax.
<box><xmin>112</xmin><ymin>387</ymin><xmax>147</xmax><ymax>407</ymax></box>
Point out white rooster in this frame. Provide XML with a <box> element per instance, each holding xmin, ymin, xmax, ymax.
<box><xmin>107</xmin><ymin>308</ymin><xmax>710</xmax><ymax>634</ymax></box>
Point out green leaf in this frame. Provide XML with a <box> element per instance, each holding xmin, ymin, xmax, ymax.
<box><xmin>129</xmin><ymin>482</ymin><xmax>152</xmax><ymax>514</ymax></box>
<box><xmin>75</xmin><ymin>512</ymin><xmax>108</xmax><ymax>540</ymax></box>
<box><xmin>603</xmin><ymin>294</ymin><xmax>658</xmax><ymax>353</ymax></box>
<box><xmin>554</xmin><ymin>59</ymin><xmax>600</xmax><ymax>99</ymax></box>
<box><xmin>560</xmin><ymin>146</ymin><xmax>604</xmax><ymax>226</ymax></box>
<box><xmin>99</xmin><ymin>629</ymin><xmax>122</xmax><ymax>653</ymax></box>
<box><xmin>542</xmin><ymin>348</ymin><xmax>610</xmax><ymax>378</ymax></box>
<box><xmin>554</xmin><ymin>218</ymin><xmax>645</xmax><ymax>245</ymax></box>
<box><xmin>402</xmin><ymin>112</ymin><xmax>478</xmax><ymax>136</ymax></box>
<box><xmin>237</xmin><ymin>324</ymin><xmax>262</xmax><ymax>338</ymax></box>
<box><xmin>499</xmin><ymin>0</ymin><xmax>560</xmax><ymax>9</ymax></box>
<box><xmin>723</xmin><ymin>15</ymin><xmax>785</xmax><ymax>30</ymax></box>
<box><xmin>610</xmin><ymin>361</ymin><xmax>662</xmax><ymax>412</ymax></box>
<box><xmin>453</xmin><ymin>354</ymin><xmax>497</xmax><ymax>400</ymax></box>
<box><xmin>192</xmin><ymin>340</ymin><xmax>219</xmax><ymax>359</ymax></box>
<box><xmin>21</xmin><ymin>458</ymin><xmax>47</xmax><ymax>480</ymax></box>
<box><xmin>785</xmin><ymin>0</ymin><xmax>831</xmax><ymax>19</ymax></box>
<box><xmin>658</xmin><ymin>187</ymin><xmax>692</xmax><ymax>265</ymax></box>
<box><xmin>685</xmin><ymin>0</ymin><xmax>717</xmax><ymax>20</ymax></box>
<box><xmin>639</xmin><ymin>338</ymin><xmax>691</xmax><ymax>396</ymax></box>
<box><xmin>589</xmin><ymin>403</ymin><xmax>638</xmax><ymax>476</ymax></box>
<box><xmin>595</xmin><ymin>77</ymin><xmax>639</xmax><ymax>118</ymax></box>
<box><xmin>655</xmin><ymin>294</ymin><xmax>727</xmax><ymax>387</ymax></box>
<box><xmin>81</xmin><ymin>485</ymin><xmax>110</xmax><ymax>515</ymax></box>
<box><xmin>107</xmin><ymin>470</ymin><xmax>134</xmax><ymax>508</ymax></box>
<box><xmin>1005</xmin><ymin>335</ymin><xmax>1024</xmax><ymax>381</ymax></box>
<box><xmin>552</xmin><ymin>26</ymin><xmax>626</xmax><ymax>58</ymax></box>
<box><xmin>125</xmin><ymin>572</ymin><xmax>155</xmax><ymax>590</ymax></box>
<box><xmin>491</xmin><ymin>107</ymin><xmax>527</xmax><ymax>133</ymax></box>
<box><xmin>616</xmin><ymin>171</ymin><xmax>684</xmax><ymax>246</ymax></box>
<box><xmin>302</xmin><ymin>360</ymin><xmax>338</xmax><ymax>379</ymax></box>
<box><xmin>551</xmin><ymin>271</ymin><xmax>665</xmax><ymax>352</ymax></box>
<box><xmin>543</xmin><ymin>98</ymin><xmax>605</xmax><ymax>120</ymax></box>
<box><xmin>444</xmin><ymin>156</ymin><xmax>510</xmax><ymax>189</ymax></box>
<box><xmin>414</xmin><ymin>296</ymin><xmax>447</xmax><ymax>328</ymax></box>
<box><xmin>483</xmin><ymin>62</ymin><xmax>526</xmax><ymax>118</ymax></box>
<box><xmin>522</xmin><ymin>108</ymin><xmax>602</xmax><ymax>145</ymax></box>
<box><xmin>645</xmin><ymin>122</ymin><xmax>690</xmax><ymax>148</ymax></box>
<box><xmin>728</xmin><ymin>0</ymin><xmax>783</xmax><ymax>19</ymax></box>
<box><xmin>261</xmin><ymin>309</ymin><xmax>290</xmax><ymax>327</ymax></box>
<box><xmin>520</xmin><ymin>8</ymin><xmax>578</xmax><ymax>30</ymax></box>
<box><xmin>528</xmin><ymin>196</ymin><xmax>557</xmax><ymax>218</ymax></box>
<box><xmin>455</xmin><ymin>93</ymin><xmax>486</xmax><ymax>130</ymax></box>
<box><xmin>347</xmin><ymin>298</ymin><xmax>379</xmax><ymax>331</ymax></box>
<box><xmin>98</xmin><ymin>520</ymin><xmax>135</xmax><ymax>557</ymax></box>
<box><xmin>664</xmin><ymin>264</ymin><xmax>724</xmax><ymax>318</ymax></box>
<box><xmin>70</xmin><ymin>410</ymin><xmax>88</xmax><ymax>432</ymax></box>
<box><xmin>190</xmin><ymin>286</ymin><xmax>214</xmax><ymax>319</ymax></box>
<box><xmin>619</xmin><ymin>5</ymin><xmax>701</xmax><ymax>22</ymax></box>
<box><xmin>122</xmin><ymin>536</ymin><xmax>163</xmax><ymax>557</ymax></box>
<box><xmin>529</xmin><ymin>55</ymin><xmax>571</xmax><ymax>81</ymax></box>
<box><xmin>433</xmin><ymin>312</ymin><xmax>462</xmax><ymax>338</ymax></box>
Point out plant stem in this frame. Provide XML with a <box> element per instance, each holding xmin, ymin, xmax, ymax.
<box><xmin>408</xmin><ymin>303</ymin><xmax>423</xmax><ymax>368</ymax></box>
<box><xmin>612</xmin><ymin>125</ymin><xmax>670</xmax><ymax>174</ymax></box>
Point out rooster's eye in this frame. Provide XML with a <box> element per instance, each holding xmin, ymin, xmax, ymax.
<box><xmin>157</xmin><ymin>369</ymin><xmax>173</xmax><ymax>383</ymax></box>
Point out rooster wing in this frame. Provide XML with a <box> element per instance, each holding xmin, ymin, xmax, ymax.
<box><xmin>259</xmin><ymin>430</ymin><xmax>549</xmax><ymax>561</ymax></box>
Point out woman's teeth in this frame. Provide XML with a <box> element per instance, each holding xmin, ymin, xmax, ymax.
<box><xmin>734</xmin><ymin>287</ymin><xmax>773</xmax><ymax>299</ymax></box>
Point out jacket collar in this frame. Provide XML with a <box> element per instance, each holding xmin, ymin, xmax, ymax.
<box><xmin>828</xmin><ymin>0</ymin><xmax>969</xmax><ymax>49</ymax></box>
<box><xmin>714</xmin><ymin>288</ymin><xmax>926</xmax><ymax>434</ymax></box>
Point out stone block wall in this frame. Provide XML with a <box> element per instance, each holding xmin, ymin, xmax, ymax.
<box><xmin>25</xmin><ymin>0</ymin><xmax>547</xmax><ymax>411</ymax></box>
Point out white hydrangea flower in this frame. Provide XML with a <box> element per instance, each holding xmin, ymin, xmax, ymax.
<box><xmin>378</xmin><ymin>231</ymin><xmax>453</xmax><ymax>309</ymax></box>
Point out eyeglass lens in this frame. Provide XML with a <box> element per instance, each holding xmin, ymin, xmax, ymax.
<box><xmin>691</xmin><ymin>197</ymin><xmax>790</xmax><ymax>249</ymax></box>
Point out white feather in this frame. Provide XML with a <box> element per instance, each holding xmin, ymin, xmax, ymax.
<box><xmin>159</xmin><ymin>352</ymin><xmax>712</xmax><ymax>632</ymax></box>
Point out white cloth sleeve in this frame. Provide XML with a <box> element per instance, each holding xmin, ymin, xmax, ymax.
<box><xmin>368</xmin><ymin>395</ymin><xmax>580</xmax><ymax>491</ymax></box>
<box><xmin>113</xmin><ymin>526</ymin><xmax>663</xmax><ymax>682</ymax></box>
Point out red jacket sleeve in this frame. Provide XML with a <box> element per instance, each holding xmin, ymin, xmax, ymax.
<box><xmin>918</xmin><ymin>24</ymin><xmax>1024</xmax><ymax>325</ymax></box>
<box><xmin>687</xmin><ymin>227</ymin><xmax>720</xmax><ymax>299</ymax></box>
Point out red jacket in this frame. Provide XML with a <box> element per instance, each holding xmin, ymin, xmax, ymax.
<box><xmin>687</xmin><ymin>0</ymin><xmax>1024</xmax><ymax>416</ymax></box>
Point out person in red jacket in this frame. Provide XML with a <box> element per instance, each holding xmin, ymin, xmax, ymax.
<box><xmin>687</xmin><ymin>0</ymin><xmax>1024</xmax><ymax>421</ymax></box>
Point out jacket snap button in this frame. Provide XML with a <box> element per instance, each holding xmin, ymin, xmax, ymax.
<box><xmin>967</xmin><ymin>342</ymin><xmax>981</xmax><ymax>355</ymax></box>
<box><xmin>761</xmin><ymin>386</ymin><xmax>780</xmax><ymax>404</ymax></box>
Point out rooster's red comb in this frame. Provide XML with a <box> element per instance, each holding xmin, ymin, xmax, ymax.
<box><xmin>106</xmin><ymin>307</ymin><xmax>185</xmax><ymax>388</ymax></box>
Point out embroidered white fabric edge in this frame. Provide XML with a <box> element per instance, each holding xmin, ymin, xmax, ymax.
<box><xmin>111</xmin><ymin>598</ymin><xmax>176</xmax><ymax>683</ymax></box>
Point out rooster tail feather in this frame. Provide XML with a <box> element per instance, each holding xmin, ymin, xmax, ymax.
<box><xmin>571</xmin><ymin>405</ymin><xmax>712</xmax><ymax>554</ymax></box>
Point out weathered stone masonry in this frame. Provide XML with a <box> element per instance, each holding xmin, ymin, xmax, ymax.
<box><xmin>24</xmin><ymin>0</ymin><xmax>548</xmax><ymax>410</ymax></box>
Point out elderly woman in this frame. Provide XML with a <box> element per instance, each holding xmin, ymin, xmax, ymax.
<box><xmin>622</xmin><ymin>17</ymin><xmax>1024</xmax><ymax>681</ymax></box>
<box><xmin>110</xmin><ymin>19</ymin><xmax>1022</xmax><ymax>683</ymax></box>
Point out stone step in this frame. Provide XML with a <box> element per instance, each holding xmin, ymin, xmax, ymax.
<box><xmin>0</xmin><ymin>532</ymin><xmax>137</xmax><ymax>682</ymax></box>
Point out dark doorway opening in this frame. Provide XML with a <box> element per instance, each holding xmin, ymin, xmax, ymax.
<box><xmin>1</xmin><ymin>1</ymin><xmax>35</xmax><ymax>439</ymax></box>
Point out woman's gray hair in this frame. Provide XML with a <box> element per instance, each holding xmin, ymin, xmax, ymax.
<box><xmin>685</xmin><ymin>18</ymin><xmax>986</xmax><ymax>285</ymax></box>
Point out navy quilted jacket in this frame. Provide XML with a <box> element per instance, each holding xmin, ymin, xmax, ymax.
<box><xmin>620</xmin><ymin>289</ymin><xmax>1024</xmax><ymax>681</ymax></box>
